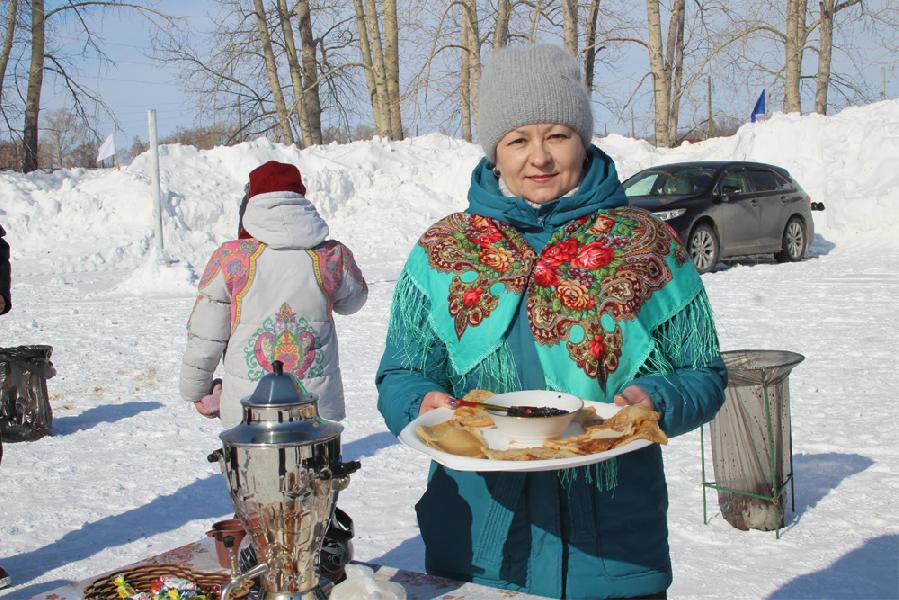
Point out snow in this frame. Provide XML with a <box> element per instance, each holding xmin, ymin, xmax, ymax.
<box><xmin>1</xmin><ymin>100</ymin><xmax>898</xmax><ymax>599</ymax></box>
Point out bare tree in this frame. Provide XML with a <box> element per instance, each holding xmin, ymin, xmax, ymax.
<box><xmin>252</xmin><ymin>0</ymin><xmax>296</xmax><ymax>144</ymax></box>
<box><xmin>645</xmin><ymin>0</ymin><xmax>684</xmax><ymax>147</ymax></box>
<box><xmin>19</xmin><ymin>0</ymin><xmax>172</xmax><ymax>172</ymax></box>
<box><xmin>351</xmin><ymin>0</ymin><xmax>402</xmax><ymax>139</ymax></box>
<box><xmin>155</xmin><ymin>0</ymin><xmax>288</xmax><ymax>143</ymax></box>
<box><xmin>294</xmin><ymin>0</ymin><xmax>322</xmax><ymax>143</ymax></box>
<box><xmin>42</xmin><ymin>108</ymin><xmax>94</xmax><ymax>168</ymax></box>
<box><xmin>562</xmin><ymin>0</ymin><xmax>578</xmax><ymax>55</ymax></box>
<box><xmin>353</xmin><ymin>0</ymin><xmax>387</xmax><ymax>135</ymax></box>
<box><xmin>663</xmin><ymin>0</ymin><xmax>685</xmax><ymax>143</ymax></box>
<box><xmin>155</xmin><ymin>0</ymin><xmax>363</xmax><ymax>146</ymax></box>
<box><xmin>22</xmin><ymin>0</ymin><xmax>45</xmax><ymax>172</ymax></box>
<box><xmin>382</xmin><ymin>0</ymin><xmax>403</xmax><ymax>139</ymax></box>
<box><xmin>463</xmin><ymin>0</ymin><xmax>481</xmax><ymax>128</ymax></box>
<box><xmin>0</xmin><ymin>0</ymin><xmax>18</xmax><ymax>107</ymax></box>
<box><xmin>528</xmin><ymin>0</ymin><xmax>546</xmax><ymax>44</ymax></box>
<box><xmin>460</xmin><ymin>3</ymin><xmax>474</xmax><ymax>142</ymax></box>
<box><xmin>783</xmin><ymin>0</ymin><xmax>808</xmax><ymax>112</ymax></box>
<box><xmin>814</xmin><ymin>0</ymin><xmax>863</xmax><ymax>114</ymax></box>
<box><xmin>494</xmin><ymin>0</ymin><xmax>511</xmax><ymax>49</ymax></box>
<box><xmin>277</xmin><ymin>0</ymin><xmax>312</xmax><ymax>146</ymax></box>
<box><xmin>724</xmin><ymin>0</ymin><xmax>882</xmax><ymax>115</ymax></box>
<box><xmin>584</xmin><ymin>0</ymin><xmax>601</xmax><ymax>92</ymax></box>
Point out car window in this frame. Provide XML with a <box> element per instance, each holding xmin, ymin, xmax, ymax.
<box><xmin>771</xmin><ymin>170</ymin><xmax>794</xmax><ymax>190</ymax></box>
<box><xmin>623</xmin><ymin>172</ymin><xmax>660</xmax><ymax>197</ymax></box>
<box><xmin>719</xmin><ymin>170</ymin><xmax>751</xmax><ymax>194</ymax></box>
<box><xmin>659</xmin><ymin>174</ymin><xmax>693</xmax><ymax>195</ymax></box>
<box><xmin>624</xmin><ymin>166</ymin><xmax>716</xmax><ymax>196</ymax></box>
<box><xmin>748</xmin><ymin>170</ymin><xmax>780</xmax><ymax>192</ymax></box>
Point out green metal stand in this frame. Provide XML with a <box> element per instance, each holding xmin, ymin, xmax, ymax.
<box><xmin>701</xmin><ymin>386</ymin><xmax>796</xmax><ymax>539</ymax></box>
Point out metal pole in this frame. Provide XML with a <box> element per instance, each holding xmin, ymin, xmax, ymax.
<box><xmin>148</xmin><ymin>109</ymin><xmax>164</xmax><ymax>254</ymax></box>
<box><xmin>701</xmin><ymin>424</ymin><xmax>708</xmax><ymax>524</ymax></box>
<box><xmin>882</xmin><ymin>66</ymin><xmax>887</xmax><ymax>101</ymax></box>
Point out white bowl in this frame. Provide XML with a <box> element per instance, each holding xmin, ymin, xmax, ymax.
<box><xmin>486</xmin><ymin>390</ymin><xmax>584</xmax><ymax>444</ymax></box>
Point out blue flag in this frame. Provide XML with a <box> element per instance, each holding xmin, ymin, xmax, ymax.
<box><xmin>751</xmin><ymin>90</ymin><xmax>766</xmax><ymax>123</ymax></box>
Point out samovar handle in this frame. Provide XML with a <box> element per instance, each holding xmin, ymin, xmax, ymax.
<box><xmin>221</xmin><ymin>562</ymin><xmax>267</xmax><ymax>600</ymax></box>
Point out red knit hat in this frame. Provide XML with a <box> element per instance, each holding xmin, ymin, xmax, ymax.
<box><xmin>248</xmin><ymin>161</ymin><xmax>306</xmax><ymax>197</ymax></box>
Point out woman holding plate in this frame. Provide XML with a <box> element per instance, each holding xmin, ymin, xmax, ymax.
<box><xmin>375</xmin><ymin>44</ymin><xmax>726</xmax><ymax>599</ymax></box>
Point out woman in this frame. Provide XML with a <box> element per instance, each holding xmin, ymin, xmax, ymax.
<box><xmin>376</xmin><ymin>45</ymin><xmax>726</xmax><ymax>599</ymax></box>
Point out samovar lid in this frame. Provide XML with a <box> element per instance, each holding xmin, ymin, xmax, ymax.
<box><xmin>240</xmin><ymin>360</ymin><xmax>311</xmax><ymax>408</ymax></box>
<box><xmin>219</xmin><ymin>360</ymin><xmax>343</xmax><ymax>448</ymax></box>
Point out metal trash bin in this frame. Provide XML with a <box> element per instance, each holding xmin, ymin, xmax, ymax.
<box><xmin>0</xmin><ymin>345</ymin><xmax>56</xmax><ymax>441</ymax></box>
<box><xmin>701</xmin><ymin>349</ymin><xmax>804</xmax><ymax>537</ymax></box>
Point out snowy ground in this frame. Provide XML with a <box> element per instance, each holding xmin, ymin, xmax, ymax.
<box><xmin>1</xmin><ymin>102</ymin><xmax>898</xmax><ymax>599</ymax></box>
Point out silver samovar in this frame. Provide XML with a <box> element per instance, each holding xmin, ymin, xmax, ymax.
<box><xmin>208</xmin><ymin>360</ymin><xmax>360</xmax><ymax>600</ymax></box>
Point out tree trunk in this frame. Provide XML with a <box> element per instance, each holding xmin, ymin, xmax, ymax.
<box><xmin>666</xmin><ymin>0</ymin><xmax>685</xmax><ymax>144</ymax></box>
<box><xmin>23</xmin><ymin>0</ymin><xmax>45</xmax><ymax>172</ymax></box>
<box><xmin>0</xmin><ymin>0</ymin><xmax>18</xmax><ymax>106</ymax></box>
<box><xmin>252</xmin><ymin>0</ymin><xmax>295</xmax><ymax>144</ymax></box>
<box><xmin>494</xmin><ymin>0</ymin><xmax>510</xmax><ymax>49</ymax></box>
<box><xmin>584</xmin><ymin>0</ymin><xmax>601</xmax><ymax>92</ymax></box>
<box><xmin>646</xmin><ymin>0</ymin><xmax>670</xmax><ymax>148</ymax></box>
<box><xmin>363</xmin><ymin>0</ymin><xmax>392</xmax><ymax>138</ymax></box>
<box><xmin>460</xmin><ymin>9</ymin><xmax>472</xmax><ymax>142</ymax></box>
<box><xmin>814</xmin><ymin>0</ymin><xmax>861</xmax><ymax>115</ymax></box>
<box><xmin>278</xmin><ymin>0</ymin><xmax>313</xmax><ymax>147</ymax></box>
<box><xmin>783</xmin><ymin>0</ymin><xmax>807</xmax><ymax>113</ymax></box>
<box><xmin>528</xmin><ymin>0</ymin><xmax>544</xmax><ymax>44</ymax></box>
<box><xmin>352</xmin><ymin>0</ymin><xmax>388</xmax><ymax>135</ymax></box>
<box><xmin>814</xmin><ymin>0</ymin><xmax>833</xmax><ymax>115</ymax></box>
<box><xmin>295</xmin><ymin>0</ymin><xmax>323</xmax><ymax>144</ymax></box>
<box><xmin>463</xmin><ymin>0</ymin><xmax>481</xmax><ymax>128</ymax></box>
<box><xmin>562</xmin><ymin>0</ymin><xmax>578</xmax><ymax>56</ymax></box>
<box><xmin>383</xmin><ymin>0</ymin><xmax>403</xmax><ymax>140</ymax></box>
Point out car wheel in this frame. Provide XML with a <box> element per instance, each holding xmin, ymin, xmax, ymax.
<box><xmin>688</xmin><ymin>223</ymin><xmax>719</xmax><ymax>274</ymax></box>
<box><xmin>774</xmin><ymin>217</ymin><xmax>805</xmax><ymax>263</ymax></box>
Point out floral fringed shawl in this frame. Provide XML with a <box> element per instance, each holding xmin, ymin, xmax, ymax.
<box><xmin>389</xmin><ymin>206</ymin><xmax>720</xmax><ymax>489</ymax></box>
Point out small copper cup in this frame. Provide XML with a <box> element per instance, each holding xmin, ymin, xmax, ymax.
<box><xmin>206</xmin><ymin>518</ymin><xmax>247</xmax><ymax>569</ymax></box>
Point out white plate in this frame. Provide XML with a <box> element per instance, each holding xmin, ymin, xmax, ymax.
<box><xmin>398</xmin><ymin>400</ymin><xmax>653</xmax><ymax>473</ymax></box>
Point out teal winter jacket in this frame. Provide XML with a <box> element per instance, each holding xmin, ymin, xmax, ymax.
<box><xmin>376</xmin><ymin>146</ymin><xmax>726</xmax><ymax>599</ymax></box>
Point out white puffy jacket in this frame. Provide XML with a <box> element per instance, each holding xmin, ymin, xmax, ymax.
<box><xmin>180</xmin><ymin>191</ymin><xmax>367</xmax><ymax>426</ymax></box>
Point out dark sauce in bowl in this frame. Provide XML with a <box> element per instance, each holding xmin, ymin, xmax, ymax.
<box><xmin>506</xmin><ymin>406</ymin><xmax>569</xmax><ymax>418</ymax></box>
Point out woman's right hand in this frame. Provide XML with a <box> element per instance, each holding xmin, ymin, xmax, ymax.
<box><xmin>419</xmin><ymin>391</ymin><xmax>457</xmax><ymax>416</ymax></box>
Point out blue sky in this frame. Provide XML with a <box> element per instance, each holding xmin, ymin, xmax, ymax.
<box><xmin>44</xmin><ymin>1</ymin><xmax>213</xmax><ymax>150</ymax></box>
<box><xmin>40</xmin><ymin>0</ymin><xmax>898</xmax><ymax>152</ymax></box>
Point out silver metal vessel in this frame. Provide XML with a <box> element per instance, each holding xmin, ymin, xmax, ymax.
<box><xmin>209</xmin><ymin>360</ymin><xmax>360</xmax><ymax>599</ymax></box>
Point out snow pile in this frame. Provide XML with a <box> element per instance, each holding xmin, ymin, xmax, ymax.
<box><xmin>107</xmin><ymin>250</ymin><xmax>198</xmax><ymax>297</ymax></box>
<box><xmin>1</xmin><ymin>100</ymin><xmax>898</xmax><ymax>285</ymax></box>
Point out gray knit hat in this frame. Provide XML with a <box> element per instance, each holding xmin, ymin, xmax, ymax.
<box><xmin>477</xmin><ymin>44</ymin><xmax>594</xmax><ymax>162</ymax></box>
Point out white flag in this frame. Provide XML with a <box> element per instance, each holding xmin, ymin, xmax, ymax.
<box><xmin>97</xmin><ymin>134</ymin><xmax>116</xmax><ymax>163</ymax></box>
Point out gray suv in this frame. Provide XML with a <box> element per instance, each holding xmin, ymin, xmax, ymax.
<box><xmin>623</xmin><ymin>161</ymin><xmax>824</xmax><ymax>274</ymax></box>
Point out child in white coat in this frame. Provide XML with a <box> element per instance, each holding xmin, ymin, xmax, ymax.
<box><xmin>180</xmin><ymin>161</ymin><xmax>368</xmax><ymax>426</ymax></box>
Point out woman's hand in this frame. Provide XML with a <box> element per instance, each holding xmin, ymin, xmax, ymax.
<box><xmin>613</xmin><ymin>385</ymin><xmax>655</xmax><ymax>411</ymax></box>
<box><xmin>419</xmin><ymin>391</ymin><xmax>457</xmax><ymax>416</ymax></box>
